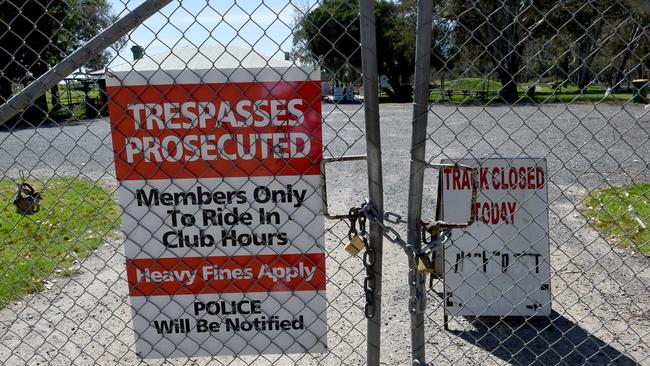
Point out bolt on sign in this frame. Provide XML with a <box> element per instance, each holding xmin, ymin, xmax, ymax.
<box><xmin>437</xmin><ymin>158</ymin><xmax>551</xmax><ymax>317</ymax></box>
<box><xmin>106</xmin><ymin>45</ymin><xmax>327</xmax><ymax>358</ymax></box>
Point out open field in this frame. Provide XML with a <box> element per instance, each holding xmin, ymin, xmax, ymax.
<box><xmin>0</xmin><ymin>103</ymin><xmax>648</xmax><ymax>365</ymax></box>
<box><xmin>427</xmin><ymin>78</ymin><xmax>638</xmax><ymax>104</ymax></box>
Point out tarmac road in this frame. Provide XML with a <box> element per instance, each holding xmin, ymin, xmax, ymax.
<box><xmin>0</xmin><ymin>103</ymin><xmax>648</xmax><ymax>365</ymax></box>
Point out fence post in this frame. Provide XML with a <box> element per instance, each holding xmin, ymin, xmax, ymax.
<box><xmin>406</xmin><ymin>0</ymin><xmax>433</xmax><ymax>365</ymax></box>
<box><xmin>359</xmin><ymin>1</ymin><xmax>384</xmax><ymax>365</ymax></box>
<box><xmin>0</xmin><ymin>0</ymin><xmax>172</xmax><ymax>127</ymax></box>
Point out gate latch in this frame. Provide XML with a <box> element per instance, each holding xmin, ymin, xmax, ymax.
<box><xmin>321</xmin><ymin>155</ymin><xmax>367</xmax><ymax>219</ymax></box>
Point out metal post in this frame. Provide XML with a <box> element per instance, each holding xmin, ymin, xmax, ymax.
<box><xmin>0</xmin><ymin>0</ymin><xmax>173</xmax><ymax>126</ymax></box>
<box><xmin>407</xmin><ymin>0</ymin><xmax>433</xmax><ymax>365</ymax></box>
<box><xmin>359</xmin><ymin>1</ymin><xmax>384</xmax><ymax>365</ymax></box>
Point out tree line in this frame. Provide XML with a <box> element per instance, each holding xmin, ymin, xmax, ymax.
<box><xmin>1</xmin><ymin>0</ymin><xmax>647</xmax><ymax>124</ymax></box>
<box><xmin>293</xmin><ymin>0</ymin><xmax>649</xmax><ymax>102</ymax></box>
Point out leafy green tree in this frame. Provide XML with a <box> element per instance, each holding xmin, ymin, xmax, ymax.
<box><xmin>293</xmin><ymin>0</ymin><xmax>450</xmax><ymax>100</ymax></box>
<box><xmin>0</xmin><ymin>0</ymin><xmax>122</xmax><ymax>121</ymax></box>
<box><xmin>444</xmin><ymin>0</ymin><xmax>548</xmax><ymax>102</ymax></box>
<box><xmin>528</xmin><ymin>1</ymin><xmax>647</xmax><ymax>92</ymax></box>
<box><xmin>293</xmin><ymin>0</ymin><xmax>361</xmax><ymax>83</ymax></box>
<box><xmin>609</xmin><ymin>14</ymin><xmax>648</xmax><ymax>86</ymax></box>
<box><xmin>549</xmin><ymin>1</ymin><xmax>629</xmax><ymax>92</ymax></box>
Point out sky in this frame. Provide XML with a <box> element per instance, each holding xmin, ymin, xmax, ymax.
<box><xmin>107</xmin><ymin>0</ymin><xmax>315</xmax><ymax>66</ymax></box>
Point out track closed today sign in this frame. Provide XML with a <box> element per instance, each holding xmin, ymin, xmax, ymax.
<box><xmin>106</xmin><ymin>46</ymin><xmax>326</xmax><ymax>358</ymax></box>
<box><xmin>439</xmin><ymin>158</ymin><xmax>551</xmax><ymax>317</ymax></box>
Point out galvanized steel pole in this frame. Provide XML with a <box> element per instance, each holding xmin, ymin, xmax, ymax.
<box><xmin>359</xmin><ymin>0</ymin><xmax>384</xmax><ymax>365</ymax></box>
<box><xmin>0</xmin><ymin>0</ymin><xmax>173</xmax><ymax>126</ymax></box>
<box><xmin>407</xmin><ymin>0</ymin><xmax>433</xmax><ymax>365</ymax></box>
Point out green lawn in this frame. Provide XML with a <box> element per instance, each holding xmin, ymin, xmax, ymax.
<box><xmin>427</xmin><ymin>78</ymin><xmax>637</xmax><ymax>105</ymax></box>
<box><xmin>582</xmin><ymin>182</ymin><xmax>649</xmax><ymax>255</ymax></box>
<box><xmin>438</xmin><ymin>77</ymin><xmax>502</xmax><ymax>92</ymax></box>
<box><xmin>44</xmin><ymin>87</ymin><xmax>102</xmax><ymax>120</ymax></box>
<box><xmin>0</xmin><ymin>178</ymin><xmax>120</xmax><ymax>307</ymax></box>
<box><xmin>533</xmin><ymin>93</ymin><xmax>633</xmax><ymax>103</ymax></box>
<box><xmin>45</xmin><ymin>87</ymin><xmax>101</xmax><ymax>108</ymax></box>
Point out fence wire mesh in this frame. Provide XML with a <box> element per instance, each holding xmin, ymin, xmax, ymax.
<box><xmin>0</xmin><ymin>0</ymin><xmax>647</xmax><ymax>365</ymax></box>
<box><xmin>418</xmin><ymin>1</ymin><xmax>650</xmax><ymax>365</ymax></box>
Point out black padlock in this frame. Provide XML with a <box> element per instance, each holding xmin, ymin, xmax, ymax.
<box><xmin>14</xmin><ymin>183</ymin><xmax>41</xmax><ymax>215</ymax></box>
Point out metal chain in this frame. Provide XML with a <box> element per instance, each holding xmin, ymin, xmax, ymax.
<box><xmin>357</xmin><ymin>200</ymin><xmax>455</xmax><ymax>256</ymax></box>
<box><xmin>360</xmin><ymin>201</ymin><xmax>412</xmax><ymax>250</ymax></box>
<box><xmin>348</xmin><ymin>206</ymin><xmax>375</xmax><ymax>318</ymax></box>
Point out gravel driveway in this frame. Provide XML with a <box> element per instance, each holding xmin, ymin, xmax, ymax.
<box><xmin>0</xmin><ymin>103</ymin><xmax>648</xmax><ymax>365</ymax></box>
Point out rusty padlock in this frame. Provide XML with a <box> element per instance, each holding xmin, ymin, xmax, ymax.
<box><xmin>14</xmin><ymin>182</ymin><xmax>41</xmax><ymax>215</ymax></box>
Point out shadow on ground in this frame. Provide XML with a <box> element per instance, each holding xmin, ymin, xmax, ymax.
<box><xmin>448</xmin><ymin>311</ymin><xmax>639</xmax><ymax>365</ymax></box>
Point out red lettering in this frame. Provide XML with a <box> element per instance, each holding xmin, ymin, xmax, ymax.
<box><xmin>500</xmin><ymin>203</ymin><xmax>508</xmax><ymax>223</ymax></box>
<box><xmin>536</xmin><ymin>167</ymin><xmax>545</xmax><ymax>188</ymax></box>
<box><xmin>519</xmin><ymin>167</ymin><xmax>527</xmax><ymax>189</ymax></box>
<box><xmin>461</xmin><ymin>170</ymin><xmax>471</xmax><ymax>190</ymax></box>
<box><xmin>507</xmin><ymin>167</ymin><xmax>517</xmax><ymax>189</ymax></box>
<box><xmin>481</xmin><ymin>202</ymin><xmax>489</xmax><ymax>224</ymax></box>
<box><xmin>491</xmin><ymin>203</ymin><xmax>499</xmax><ymax>224</ymax></box>
<box><xmin>474</xmin><ymin>201</ymin><xmax>517</xmax><ymax>225</ymax></box>
<box><xmin>452</xmin><ymin>168</ymin><xmax>461</xmax><ymax>190</ymax></box>
<box><xmin>480</xmin><ymin>168</ymin><xmax>489</xmax><ymax>190</ymax></box>
<box><xmin>492</xmin><ymin>167</ymin><xmax>501</xmax><ymax>189</ymax></box>
<box><xmin>527</xmin><ymin>167</ymin><xmax>535</xmax><ymax>189</ymax></box>
<box><xmin>508</xmin><ymin>202</ymin><xmax>517</xmax><ymax>223</ymax></box>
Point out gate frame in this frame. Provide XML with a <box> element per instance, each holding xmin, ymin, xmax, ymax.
<box><xmin>359</xmin><ymin>1</ymin><xmax>385</xmax><ymax>365</ymax></box>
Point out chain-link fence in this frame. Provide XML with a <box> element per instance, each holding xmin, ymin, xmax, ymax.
<box><xmin>408</xmin><ymin>1</ymin><xmax>650</xmax><ymax>365</ymax></box>
<box><xmin>0</xmin><ymin>0</ymin><xmax>648</xmax><ymax>365</ymax></box>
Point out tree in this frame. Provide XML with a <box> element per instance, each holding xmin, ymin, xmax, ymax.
<box><xmin>445</xmin><ymin>0</ymin><xmax>548</xmax><ymax>103</ymax></box>
<box><xmin>293</xmin><ymin>0</ymin><xmax>361</xmax><ymax>83</ymax></box>
<box><xmin>549</xmin><ymin>1</ymin><xmax>629</xmax><ymax>93</ymax></box>
<box><xmin>0</xmin><ymin>0</ymin><xmax>122</xmax><ymax>122</ymax></box>
<box><xmin>293</xmin><ymin>0</ymin><xmax>449</xmax><ymax>101</ymax></box>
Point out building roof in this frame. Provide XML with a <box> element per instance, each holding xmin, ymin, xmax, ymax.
<box><xmin>110</xmin><ymin>44</ymin><xmax>290</xmax><ymax>72</ymax></box>
<box><xmin>106</xmin><ymin>44</ymin><xmax>316</xmax><ymax>86</ymax></box>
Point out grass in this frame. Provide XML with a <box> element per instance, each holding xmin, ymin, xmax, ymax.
<box><xmin>534</xmin><ymin>93</ymin><xmax>633</xmax><ymax>103</ymax></box>
<box><xmin>582</xmin><ymin>182</ymin><xmax>650</xmax><ymax>255</ymax></box>
<box><xmin>45</xmin><ymin>87</ymin><xmax>101</xmax><ymax>109</ymax></box>
<box><xmin>438</xmin><ymin>77</ymin><xmax>502</xmax><ymax>92</ymax></box>
<box><xmin>0</xmin><ymin>178</ymin><xmax>120</xmax><ymax>307</ymax></box>
<box><xmin>44</xmin><ymin>86</ymin><xmax>102</xmax><ymax>120</ymax></box>
<box><xmin>427</xmin><ymin>78</ymin><xmax>638</xmax><ymax>105</ymax></box>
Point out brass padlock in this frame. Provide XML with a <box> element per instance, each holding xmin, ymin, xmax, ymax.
<box><xmin>344</xmin><ymin>235</ymin><xmax>365</xmax><ymax>256</ymax></box>
<box><xmin>417</xmin><ymin>255</ymin><xmax>434</xmax><ymax>273</ymax></box>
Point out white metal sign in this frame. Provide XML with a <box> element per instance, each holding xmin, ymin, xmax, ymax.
<box><xmin>439</xmin><ymin>158</ymin><xmax>551</xmax><ymax>317</ymax></box>
<box><xmin>106</xmin><ymin>45</ymin><xmax>327</xmax><ymax>358</ymax></box>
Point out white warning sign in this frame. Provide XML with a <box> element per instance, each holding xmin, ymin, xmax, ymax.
<box><xmin>106</xmin><ymin>55</ymin><xmax>327</xmax><ymax>358</ymax></box>
<box><xmin>439</xmin><ymin>158</ymin><xmax>551</xmax><ymax>317</ymax></box>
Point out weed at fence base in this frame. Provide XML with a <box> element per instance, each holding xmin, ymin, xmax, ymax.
<box><xmin>582</xmin><ymin>182</ymin><xmax>649</xmax><ymax>255</ymax></box>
